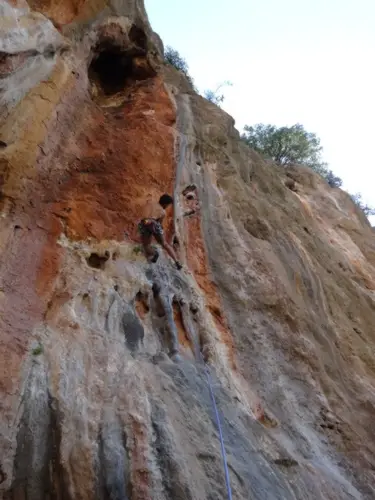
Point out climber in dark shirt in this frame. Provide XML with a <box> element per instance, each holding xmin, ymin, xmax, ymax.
<box><xmin>137</xmin><ymin>193</ymin><xmax>182</xmax><ymax>269</ymax></box>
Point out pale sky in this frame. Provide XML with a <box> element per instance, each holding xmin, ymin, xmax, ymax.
<box><xmin>145</xmin><ymin>0</ymin><xmax>375</xmax><ymax>224</ymax></box>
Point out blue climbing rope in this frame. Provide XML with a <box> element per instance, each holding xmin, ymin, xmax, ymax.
<box><xmin>200</xmin><ymin>353</ymin><xmax>233</xmax><ymax>500</ymax></box>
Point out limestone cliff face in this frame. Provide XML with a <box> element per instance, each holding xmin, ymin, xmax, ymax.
<box><xmin>1</xmin><ymin>1</ymin><xmax>375</xmax><ymax>499</ymax></box>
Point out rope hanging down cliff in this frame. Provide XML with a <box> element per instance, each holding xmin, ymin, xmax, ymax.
<box><xmin>200</xmin><ymin>353</ymin><xmax>233</xmax><ymax>500</ymax></box>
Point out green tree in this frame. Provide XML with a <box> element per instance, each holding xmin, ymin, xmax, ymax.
<box><xmin>325</xmin><ymin>170</ymin><xmax>343</xmax><ymax>188</ymax></box>
<box><xmin>204</xmin><ymin>81</ymin><xmax>233</xmax><ymax>106</ymax></box>
<box><xmin>350</xmin><ymin>193</ymin><xmax>375</xmax><ymax>217</ymax></box>
<box><xmin>242</xmin><ymin>122</ymin><xmax>375</xmax><ymax>220</ymax></box>
<box><xmin>164</xmin><ymin>46</ymin><xmax>195</xmax><ymax>89</ymax></box>
<box><xmin>242</xmin><ymin>123</ymin><xmax>328</xmax><ymax>174</ymax></box>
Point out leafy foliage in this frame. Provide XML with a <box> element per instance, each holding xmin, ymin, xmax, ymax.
<box><xmin>164</xmin><ymin>46</ymin><xmax>195</xmax><ymax>89</ymax></box>
<box><xmin>164</xmin><ymin>46</ymin><xmax>188</xmax><ymax>73</ymax></box>
<box><xmin>133</xmin><ymin>244</ymin><xmax>143</xmax><ymax>255</ymax></box>
<box><xmin>350</xmin><ymin>193</ymin><xmax>375</xmax><ymax>217</ymax></box>
<box><xmin>204</xmin><ymin>81</ymin><xmax>233</xmax><ymax>106</ymax></box>
<box><xmin>241</xmin><ymin>122</ymin><xmax>375</xmax><ymax>220</ymax></box>
<box><xmin>325</xmin><ymin>170</ymin><xmax>343</xmax><ymax>188</ymax></box>
<box><xmin>32</xmin><ymin>344</ymin><xmax>43</xmax><ymax>356</ymax></box>
<box><xmin>241</xmin><ymin>123</ymin><xmax>328</xmax><ymax>174</ymax></box>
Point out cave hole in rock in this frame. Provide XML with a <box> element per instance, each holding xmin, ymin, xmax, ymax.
<box><xmin>182</xmin><ymin>184</ymin><xmax>199</xmax><ymax>216</ymax></box>
<box><xmin>285</xmin><ymin>178</ymin><xmax>297</xmax><ymax>191</ymax></box>
<box><xmin>86</xmin><ymin>251</ymin><xmax>110</xmax><ymax>270</ymax></box>
<box><xmin>89</xmin><ymin>48</ymin><xmax>133</xmax><ymax>95</ymax></box>
<box><xmin>182</xmin><ymin>184</ymin><xmax>197</xmax><ymax>196</ymax></box>
<box><xmin>129</xmin><ymin>24</ymin><xmax>147</xmax><ymax>50</ymax></box>
<box><xmin>89</xmin><ymin>37</ymin><xmax>155</xmax><ymax>97</ymax></box>
<box><xmin>135</xmin><ymin>290</ymin><xmax>149</xmax><ymax>319</ymax></box>
<box><xmin>190</xmin><ymin>303</ymin><xmax>199</xmax><ymax>315</ymax></box>
<box><xmin>172</xmin><ymin>234</ymin><xmax>180</xmax><ymax>250</ymax></box>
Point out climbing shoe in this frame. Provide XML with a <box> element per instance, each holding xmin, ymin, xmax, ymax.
<box><xmin>150</xmin><ymin>250</ymin><xmax>159</xmax><ymax>263</ymax></box>
<box><xmin>175</xmin><ymin>261</ymin><xmax>183</xmax><ymax>270</ymax></box>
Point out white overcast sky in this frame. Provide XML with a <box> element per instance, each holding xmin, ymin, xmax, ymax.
<box><xmin>145</xmin><ymin>0</ymin><xmax>375</xmax><ymax>223</ymax></box>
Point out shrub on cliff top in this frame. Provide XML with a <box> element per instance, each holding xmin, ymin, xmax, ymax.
<box><xmin>325</xmin><ymin>170</ymin><xmax>343</xmax><ymax>188</ymax></box>
<box><xmin>241</xmin><ymin>123</ymin><xmax>343</xmax><ymax>186</ymax></box>
<box><xmin>242</xmin><ymin>122</ymin><xmax>375</xmax><ymax>220</ymax></box>
<box><xmin>241</xmin><ymin>123</ymin><xmax>328</xmax><ymax>175</ymax></box>
<box><xmin>164</xmin><ymin>46</ymin><xmax>195</xmax><ymax>89</ymax></box>
<box><xmin>204</xmin><ymin>81</ymin><xmax>233</xmax><ymax>106</ymax></box>
<box><xmin>350</xmin><ymin>193</ymin><xmax>375</xmax><ymax>217</ymax></box>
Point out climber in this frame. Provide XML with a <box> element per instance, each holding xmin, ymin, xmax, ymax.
<box><xmin>137</xmin><ymin>193</ymin><xmax>182</xmax><ymax>270</ymax></box>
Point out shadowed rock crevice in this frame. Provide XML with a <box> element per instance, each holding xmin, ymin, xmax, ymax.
<box><xmin>121</xmin><ymin>305</ymin><xmax>145</xmax><ymax>353</ymax></box>
<box><xmin>98</xmin><ymin>418</ymin><xmax>130</xmax><ymax>500</ymax></box>
<box><xmin>47</xmin><ymin>395</ymin><xmax>73</xmax><ymax>500</ymax></box>
<box><xmin>172</xmin><ymin>298</ymin><xmax>193</xmax><ymax>356</ymax></box>
<box><xmin>152</xmin><ymin>282</ymin><xmax>180</xmax><ymax>358</ymax></box>
<box><xmin>106</xmin><ymin>293</ymin><xmax>145</xmax><ymax>353</ymax></box>
<box><xmin>7</xmin><ymin>367</ymin><xmax>72</xmax><ymax>500</ymax></box>
<box><xmin>0</xmin><ymin>50</ymin><xmax>38</xmax><ymax>78</ymax></box>
<box><xmin>9</xmin><ymin>366</ymin><xmax>51</xmax><ymax>500</ymax></box>
<box><xmin>172</xmin><ymin>296</ymin><xmax>202</xmax><ymax>360</ymax></box>
<box><xmin>134</xmin><ymin>290</ymin><xmax>150</xmax><ymax>320</ymax></box>
<box><xmin>151</xmin><ymin>400</ymin><xmax>195</xmax><ymax>500</ymax></box>
<box><xmin>128</xmin><ymin>24</ymin><xmax>148</xmax><ymax>50</ymax></box>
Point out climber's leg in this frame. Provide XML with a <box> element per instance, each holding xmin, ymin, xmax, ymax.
<box><xmin>154</xmin><ymin>228</ymin><xmax>182</xmax><ymax>269</ymax></box>
<box><xmin>138</xmin><ymin>221</ymin><xmax>158</xmax><ymax>261</ymax></box>
<box><xmin>138</xmin><ymin>220</ymin><xmax>181</xmax><ymax>268</ymax></box>
<box><xmin>152</xmin><ymin>221</ymin><xmax>182</xmax><ymax>269</ymax></box>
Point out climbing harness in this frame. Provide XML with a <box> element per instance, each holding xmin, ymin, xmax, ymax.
<box><xmin>200</xmin><ymin>353</ymin><xmax>233</xmax><ymax>500</ymax></box>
